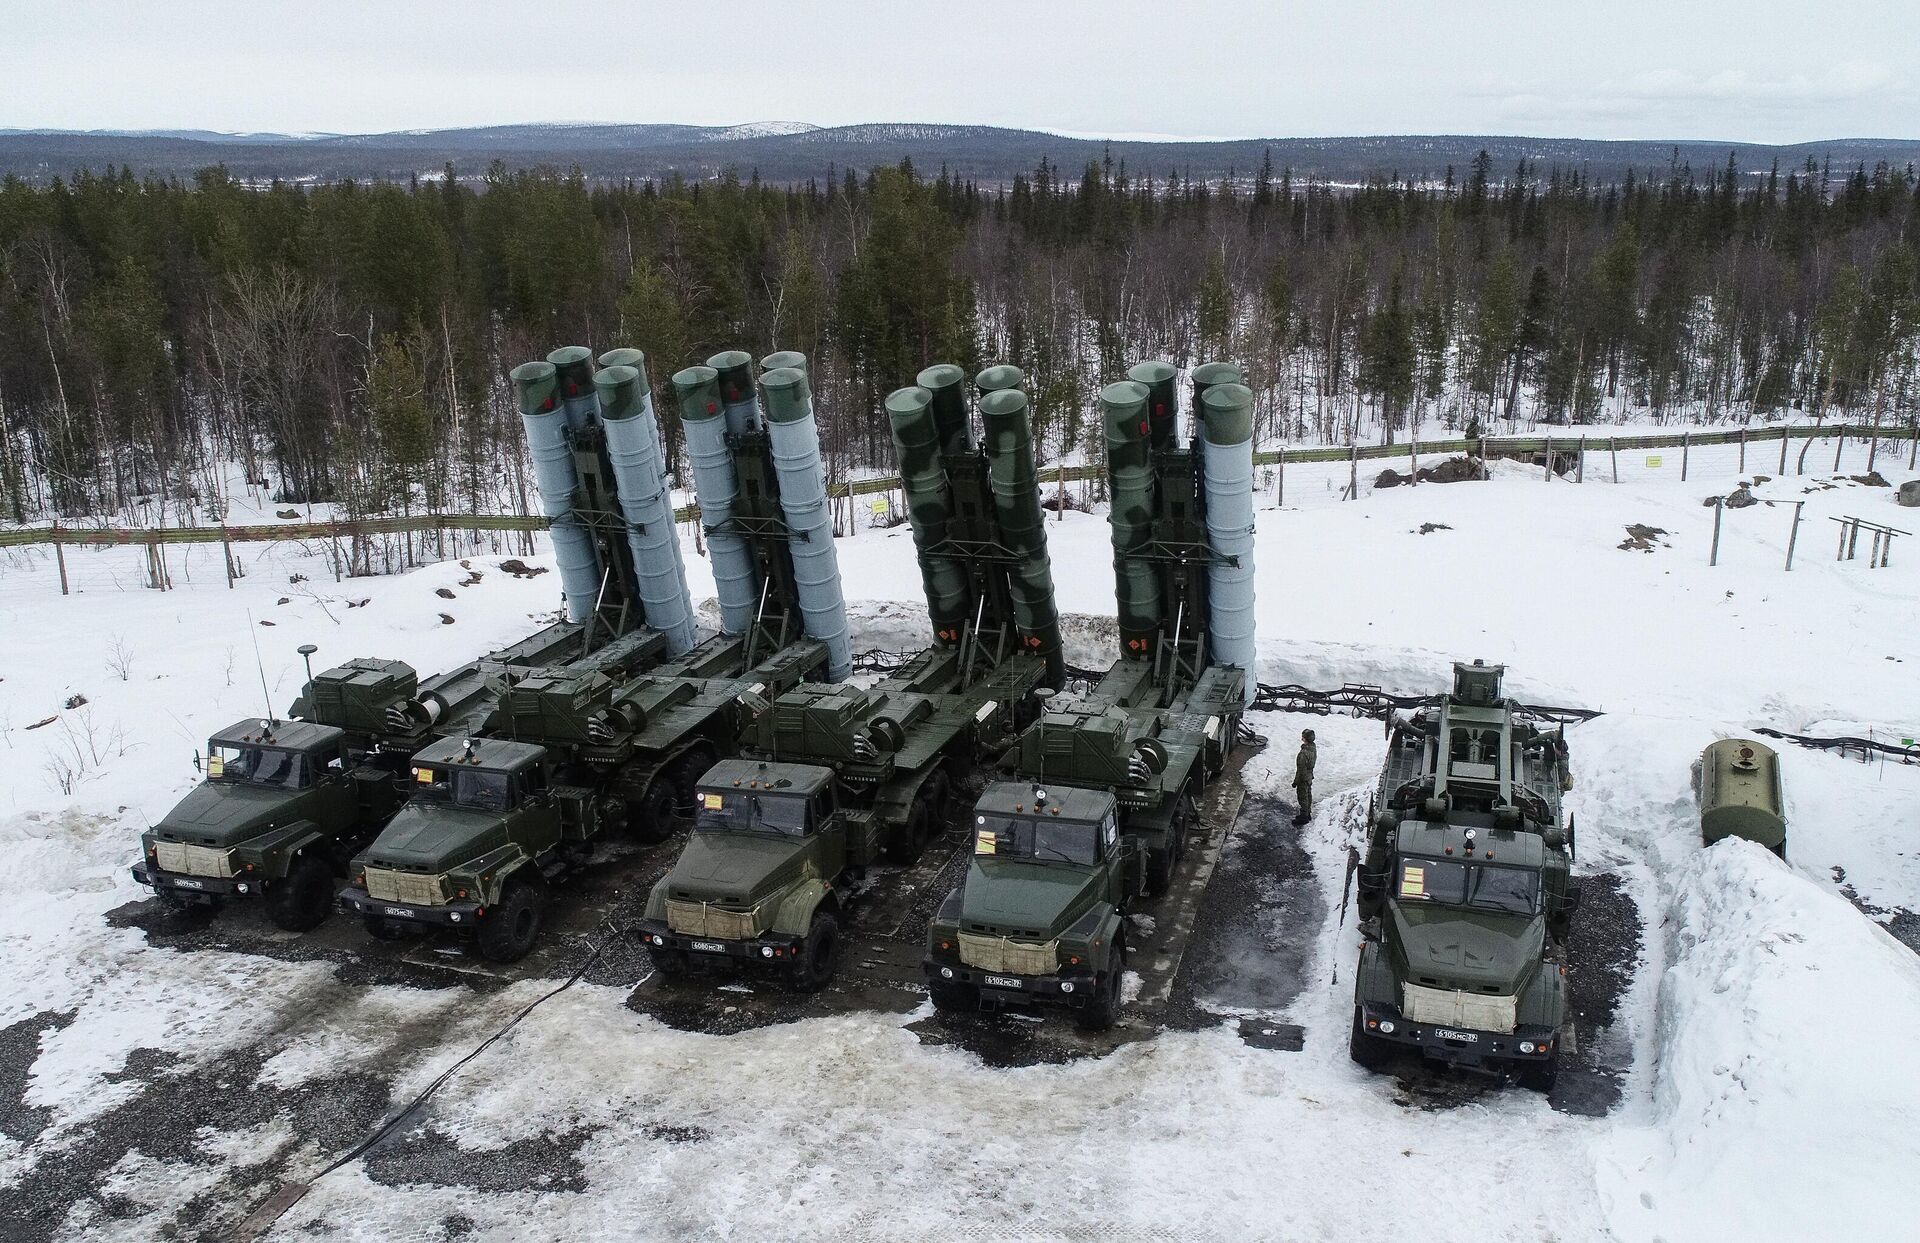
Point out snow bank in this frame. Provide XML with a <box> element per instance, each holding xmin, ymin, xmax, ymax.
<box><xmin>1599</xmin><ymin>841</ymin><xmax>1920</xmax><ymax>1242</ymax></box>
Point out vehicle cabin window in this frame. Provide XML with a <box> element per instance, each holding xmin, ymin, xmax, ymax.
<box><xmin>1396</xmin><ymin>857</ymin><xmax>1539</xmax><ymax>915</ymax></box>
<box><xmin>523</xmin><ymin>766</ymin><xmax>546</xmax><ymax>795</ymax></box>
<box><xmin>209</xmin><ymin>743</ymin><xmax>308</xmax><ymax>790</ymax></box>
<box><xmin>452</xmin><ymin>769</ymin><xmax>514</xmax><ymax>812</ymax></box>
<box><xmin>1101</xmin><ymin>812</ymin><xmax>1118</xmax><ymax>850</ymax></box>
<box><xmin>1397</xmin><ymin>858</ymin><xmax>1467</xmax><ymax>904</ymax></box>
<box><xmin>976</xmin><ymin>814</ymin><xmax>1100</xmax><ymax>866</ymax></box>
<box><xmin>1467</xmin><ymin>865</ymin><xmax>1540</xmax><ymax>915</ymax></box>
<box><xmin>695</xmin><ymin>789</ymin><xmax>809</xmax><ymax>836</ymax></box>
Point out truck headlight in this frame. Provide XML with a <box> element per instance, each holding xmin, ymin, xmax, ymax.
<box><xmin>1059</xmin><ymin>981</ymin><xmax>1075</xmax><ymax>994</ymax></box>
<box><xmin>651</xmin><ymin>934</ymin><xmax>665</xmax><ymax>946</ymax></box>
<box><xmin>236</xmin><ymin>882</ymin><xmax>250</xmax><ymax>894</ymax></box>
<box><xmin>939</xmin><ymin>967</ymin><xmax>954</xmax><ymax>979</ymax></box>
<box><xmin>1519</xmin><ymin>1040</ymin><xmax>1536</xmax><ymax>1054</ymax></box>
<box><xmin>1378</xmin><ymin>1020</ymin><xmax>1396</xmax><ymax>1035</ymax></box>
<box><xmin>449</xmin><ymin>912</ymin><xmax>462</xmax><ymax>923</ymax></box>
<box><xmin>760</xmin><ymin>946</ymin><xmax>775</xmax><ymax>959</ymax></box>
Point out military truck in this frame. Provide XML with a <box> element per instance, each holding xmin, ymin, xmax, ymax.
<box><xmin>924</xmin><ymin>364</ymin><xmax>1258</xmax><ymax>1029</ymax></box>
<box><xmin>635</xmin><ymin>365</ymin><xmax>1061</xmax><ymax>988</ymax></box>
<box><xmin>1348</xmin><ymin>659</ymin><xmax>1578</xmax><ymax>1090</ymax></box>
<box><xmin>130</xmin><ymin>625</ymin><xmax>587</xmax><ymax>930</ymax></box>
<box><xmin>339</xmin><ymin>349</ymin><xmax>849</xmax><ymax>960</ymax></box>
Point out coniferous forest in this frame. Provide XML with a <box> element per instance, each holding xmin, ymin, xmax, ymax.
<box><xmin>0</xmin><ymin>151</ymin><xmax>1916</xmax><ymax>528</ymax></box>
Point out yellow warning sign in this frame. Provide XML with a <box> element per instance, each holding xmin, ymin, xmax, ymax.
<box><xmin>1646</xmin><ymin>455</ymin><xmax>1663</xmax><ymax>468</ymax></box>
<box><xmin>1400</xmin><ymin>865</ymin><xmax>1426</xmax><ymax>898</ymax></box>
<box><xmin>871</xmin><ymin>497</ymin><xmax>887</xmax><ymax>514</ymax></box>
<box><xmin>207</xmin><ymin>755</ymin><xmax>224</xmax><ymax>778</ymax></box>
<box><xmin>703</xmin><ymin>792</ymin><xmax>724</xmax><ymax>811</ymax></box>
<box><xmin>975</xmin><ymin>831</ymin><xmax>997</xmax><ymax>855</ymax></box>
<box><xmin>414</xmin><ymin>767</ymin><xmax>434</xmax><ymax>784</ymax></box>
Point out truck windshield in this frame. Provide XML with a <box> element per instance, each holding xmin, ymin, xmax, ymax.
<box><xmin>975</xmin><ymin>815</ymin><xmax>1099</xmax><ymax>866</ymax></box>
<box><xmin>1397</xmin><ymin>858</ymin><xmax>1539</xmax><ymax>914</ymax></box>
<box><xmin>451</xmin><ymin>770</ymin><xmax>514</xmax><ymax>812</ymax></box>
<box><xmin>209</xmin><ymin>744</ymin><xmax>307</xmax><ymax>789</ymax></box>
<box><xmin>695</xmin><ymin>790</ymin><xmax>808</xmax><ymax>837</ymax></box>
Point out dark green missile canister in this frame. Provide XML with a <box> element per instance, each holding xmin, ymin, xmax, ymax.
<box><xmin>1101</xmin><ymin>379</ymin><xmax>1162</xmax><ymax>659</ymax></box>
<box><xmin>974</xmin><ymin>364</ymin><xmax>1025</xmax><ymax>397</ymax></box>
<box><xmin>598</xmin><ymin>347</ymin><xmax>650</xmax><ymax>384</ymax></box>
<box><xmin>979</xmin><ymin>387</ymin><xmax>1063</xmax><ymax>687</ymax></box>
<box><xmin>1696</xmin><ymin>739</ymin><xmax>1788</xmax><ymax>856</ymax></box>
<box><xmin>1191</xmin><ymin>361</ymin><xmax>1244</xmax><ymax>418</ymax></box>
<box><xmin>591</xmin><ymin>363</ymin><xmax>644</xmax><ymax>420</ymax></box>
<box><xmin>1127</xmin><ymin>359</ymin><xmax>1179</xmax><ymax>451</ymax></box>
<box><xmin>511</xmin><ymin>358</ymin><xmax>561</xmax><ymax>416</ymax></box>
<box><xmin>888</xmin><ymin>385</ymin><xmax>971</xmax><ymax>639</ymax></box>
<box><xmin>671</xmin><ymin>365</ymin><xmax>722</xmax><ymax>421</ymax></box>
<box><xmin>707</xmin><ymin>349</ymin><xmax>760</xmax><ymax>435</ymax></box>
<box><xmin>547</xmin><ymin>345</ymin><xmax>598</xmax><ymax>431</ymax></box>
<box><xmin>917</xmin><ymin>362</ymin><xmax>973</xmax><ymax>458</ymax></box>
<box><xmin>760</xmin><ymin>349</ymin><xmax>808</xmax><ymax>378</ymax></box>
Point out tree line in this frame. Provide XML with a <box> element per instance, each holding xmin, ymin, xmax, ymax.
<box><xmin>0</xmin><ymin>149</ymin><xmax>1915</xmax><ymax>531</ymax></box>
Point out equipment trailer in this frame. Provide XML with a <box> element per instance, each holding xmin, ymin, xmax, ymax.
<box><xmin>925</xmin><ymin>361</ymin><xmax>1260</xmax><ymax>1030</ymax></box>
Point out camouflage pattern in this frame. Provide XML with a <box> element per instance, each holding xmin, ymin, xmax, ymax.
<box><xmin>886</xmin><ymin>384</ymin><xmax>971</xmax><ymax>634</ymax></box>
<box><xmin>706</xmin><ymin>349</ymin><xmax>761</xmax><ymax>435</ymax></box>
<box><xmin>545</xmin><ymin>345</ymin><xmax>599</xmax><ymax>432</ymax></box>
<box><xmin>1126</xmin><ymin>359</ymin><xmax>1179</xmax><ymax>451</ymax></box>
<box><xmin>759</xmin><ymin>349</ymin><xmax>808</xmax><ymax>378</ymax></box>
<box><xmin>980</xmin><ymin>387</ymin><xmax>1065</xmax><ymax>689</ymax></box>
<box><xmin>1100</xmin><ymin>379</ymin><xmax>1162</xmax><ymax>660</ymax></box>
<box><xmin>915</xmin><ymin>362</ymin><xmax>972</xmax><ymax>458</ymax></box>
<box><xmin>1190</xmin><ymin>360</ymin><xmax>1245</xmax><ymax>416</ymax></box>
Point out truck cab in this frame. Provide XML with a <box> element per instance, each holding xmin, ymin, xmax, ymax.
<box><xmin>337</xmin><ymin>735</ymin><xmax>565</xmax><ymax>962</ymax></box>
<box><xmin>132</xmin><ymin>718</ymin><xmax>402</xmax><ymax>931</ymax></box>
<box><xmin>923</xmin><ymin>781</ymin><xmax>1132</xmax><ymax>1030</ymax></box>
<box><xmin>634</xmin><ymin>758</ymin><xmax>850</xmax><ymax>989</ymax></box>
<box><xmin>1349</xmin><ymin>819</ymin><xmax>1575</xmax><ymax>1090</ymax></box>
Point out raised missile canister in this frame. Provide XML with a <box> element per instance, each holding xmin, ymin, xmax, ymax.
<box><xmin>974</xmin><ymin>364</ymin><xmax>1025</xmax><ymax>399</ymax></box>
<box><xmin>707</xmin><ymin>349</ymin><xmax>762</xmax><ymax>436</ymax></box>
<box><xmin>546</xmin><ymin>345</ymin><xmax>599</xmax><ymax>433</ymax></box>
<box><xmin>760</xmin><ymin>366</ymin><xmax>851</xmax><ymax>681</ymax></box>
<box><xmin>916</xmin><ymin>362</ymin><xmax>973</xmax><ymax>458</ymax></box>
<box><xmin>760</xmin><ymin>349</ymin><xmax>808</xmax><ymax>379</ymax></box>
<box><xmin>594</xmin><ymin>362</ymin><xmax>697</xmax><ymax>654</ymax></box>
<box><xmin>1200</xmin><ymin>381</ymin><xmax>1257</xmax><ymax>702</ymax></box>
<box><xmin>1101</xmin><ymin>379</ymin><xmax>1162</xmax><ymax>660</ymax></box>
<box><xmin>674</xmin><ymin>364</ymin><xmax>756</xmax><ymax>635</ymax></box>
<box><xmin>979</xmin><ymin>387</ymin><xmax>1064</xmax><ymax>688</ymax></box>
<box><xmin>602</xmin><ymin>346</ymin><xmax>694</xmax><ymax>608</ymax></box>
<box><xmin>887</xmin><ymin>384</ymin><xmax>970</xmax><ymax>641</ymax></box>
<box><xmin>512</xmin><ymin>359</ymin><xmax>602</xmax><ymax>623</ymax></box>
<box><xmin>1127</xmin><ymin>359</ymin><xmax>1179</xmax><ymax>450</ymax></box>
<box><xmin>1191</xmin><ymin>361</ymin><xmax>1245</xmax><ymax>418</ymax></box>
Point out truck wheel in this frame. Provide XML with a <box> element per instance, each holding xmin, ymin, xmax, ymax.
<box><xmin>1144</xmin><ymin>846</ymin><xmax>1173</xmax><ymax>896</ymax></box>
<box><xmin>1075</xmin><ymin>941</ymin><xmax>1126</xmax><ymax>1032</ymax></box>
<box><xmin>929</xmin><ymin>976</ymin><xmax>978</xmax><ymax>1015</ymax></box>
<box><xmin>1348</xmin><ymin>1006</ymin><xmax>1395</xmax><ymax>1072</ymax></box>
<box><xmin>1515</xmin><ymin>1049</ymin><xmax>1560</xmax><ymax>1094</ymax></box>
<box><xmin>267</xmin><ymin>855</ymin><xmax>335</xmax><ymax>933</ymax></box>
<box><xmin>1173</xmin><ymin>795</ymin><xmax>1195</xmax><ymax>865</ymax></box>
<box><xmin>674</xmin><ymin>745</ymin><xmax>718</xmax><ymax>811</ymax></box>
<box><xmin>792</xmin><ymin>910</ymin><xmax>841</xmax><ymax>992</ymax></box>
<box><xmin>650</xmin><ymin>946</ymin><xmax>691</xmax><ymax>980</ymax></box>
<box><xmin>476</xmin><ymin>878</ymin><xmax>544</xmax><ymax>964</ymax></box>
<box><xmin>884</xmin><ymin>799</ymin><xmax>930</xmax><ymax>864</ymax></box>
<box><xmin>632</xmin><ymin>778</ymin><xmax>680</xmax><ymax>846</ymax></box>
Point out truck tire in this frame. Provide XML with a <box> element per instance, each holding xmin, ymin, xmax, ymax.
<box><xmin>1075</xmin><ymin>940</ymin><xmax>1126</xmax><ymax>1032</ymax></box>
<box><xmin>650</xmin><ymin>946</ymin><xmax>691</xmax><ymax>980</ymax></box>
<box><xmin>792</xmin><ymin>909</ymin><xmax>841</xmax><ymax>992</ymax></box>
<box><xmin>476</xmin><ymin>877</ymin><xmax>544</xmax><ymax>963</ymax></box>
<box><xmin>267</xmin><ymin>854</ymin><xmax>335</xmax><ymax>932</ymax></box>
<box><xmin>632</xmin><ymin>778</ymin><xmax>680</xmax><ymax>846</ymax></box>
<box><xmin>673</xmin><ymin>744</ymin><xmax>718</xmax><ymax>812</ymax></box>
<box><xmin>884</xmin><ymin>798</ymin><xmax>930</xmax><ymax>864</ymax></box>
<box><xmin>1348</xmin><ymin>1006</ymin><xmax>1395</xmax><ymax>1072</ymax></box>
<box><xmin>1515</xmin><ymin>1049</ymin><xmax>1560</xmax><ymax>1094</ymax></box>
<box><xmin>929</xmin><ymin>976</ymin><xmax>978</xmax><ymax>1015</ymax></box>
<box><xmin>1144</xmin><ymin>845</ymin><xmax>1173</xmax><ymax>896</ymax></box>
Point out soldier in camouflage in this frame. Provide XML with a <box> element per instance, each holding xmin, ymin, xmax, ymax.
<box><xmin>1292</xmin><ymin>728</ymin><xmax>1317</xmax><ymax>826</ymax></box>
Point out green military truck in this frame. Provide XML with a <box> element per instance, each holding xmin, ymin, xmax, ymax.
<box><xmin>923</xmin><ymin>364</ymin><xmax>1259</xmax><ymax>1030</ymax></box>
<box><xmin>130</xmin><ymin>626</ymin><xmax>585</xmax><ymax>930</ymax></box>
<box><xmin>1349</xmin><ymin>660</ymin><xmax>1578</xmax><ymax>1090</ymax></box>
<box><xmin>923</xmin><ymin>780</ymin><xmax>1134</xmax><ymax>1028</ymax></box>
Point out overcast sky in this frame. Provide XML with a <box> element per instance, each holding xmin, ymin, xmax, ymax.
<box><xmin>4</xmin><ymin>1</ymin><xmax>1914</xmax><ymax>143</ymax></box>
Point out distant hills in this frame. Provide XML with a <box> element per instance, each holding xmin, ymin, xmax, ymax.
<box><xmin>2</xmin><ymin>122</ymin><xmax>1916</xmax><ymax>186</ymax></box>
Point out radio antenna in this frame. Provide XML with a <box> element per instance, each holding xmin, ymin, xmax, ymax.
<box><xmin>246</xmin><ymin>610</ymin><xmax>276</xmax><ymax>725</ymax></box>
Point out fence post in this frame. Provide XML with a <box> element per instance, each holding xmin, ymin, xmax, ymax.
<box><xmin>1910</xmin><ymin>419</ymin><xmax>1918</xmax><ymax>471</ymax></box>
<box><xmin>1611</xmin><ymin>438</ymin><xmax>1619</xmax><ymax>483</ymax></box>
<box><xmin>53</xmin><ymin>522</ymin><xmax>69</xmax><ymax>595</ymax></box>
<box><xmin>1410</xmin><ymin>435</ymin><xmax>1418</xmax><ymax>486</ymax></box>
<box><xmin>1543</xmin><ymin>436</ymin><xmax>1552</xmax><ymax>483</ymax></box>
<box><xmin>1833</xmin><ymin>424</ymin><xmax>1846</xmax><ymax>473</ymax></box>
<box><xmin>1348</xmin><ymin>443</ymin><xmax>1358</xmax><ymax>500</ymax></box>
<box><xmin>1784</xmin><ymin>501</ymin><xmax>1805</xmax><ymax>571</ymax></box>
<box><xmin>1277</xmin><ymin>446</ymin><xmax>1286</xmax><ymax>507</ymax></box>
<box><xmin>1055</xmin><ymin>462</ymin><xmax>1065</xmax><ymax>522</ymax></box>
<box><xmin>1576</xmin><ymin>435</ymin><xmax>1586</xmax><ymax>482</ymax></box>
<box><xmin>1681</xmin><ymin>431</ymin><xmax>1690</xmax><ymax>481</ymax></box>
<box><xmin>1738</xmin><ymin>427</ymin><xmax>1747</xmax><ymax>473</ymax></box>
<box><xmin>1779</xmin><ymin>428</ymin><xmax>1790</xmax><ymax>474</ymax></box>
<box><xmin>221</xmin><ymin>524</ymin><xmax>235</xmax><ymax>589</ymax></box>
<box><xmin>1867</xmin><ymin>410</ymin><xmax>1881</xmax><ymax>475</ymax></box>
<box><xmin>1709</xmin><ymin>497</ymin><xmax>1725</xmax><ymax>566</ymax></box>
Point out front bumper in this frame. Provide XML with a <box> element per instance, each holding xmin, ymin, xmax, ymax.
<box><xmin>132</xmin><ymin>861</ymin><xmax>251</xmax><ymax>902</ymax></box>
<box><xmin>337</xmin><ymin>885</ymin><xmax>483</xmax><ymax>929</ymax></box>
<box><xmin>1356</xmin><ymin>1001</ymin><xmax>1558</xmax><ymax>1069</ymax></box>
<box><xmin>633</xmin><ymin>918</ymin><xmax>804</xmax><ymax>967</ymax></box>
<box><xmin>922</xmin><ymin>956</ymin><xmax>1097</xmax><ymax>1010</ymax></box>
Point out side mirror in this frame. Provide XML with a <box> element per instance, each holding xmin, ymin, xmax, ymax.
<box><xmin>192</xmin><ymin>750</ymin><xmax>202</xmax><ymax>774</ymax></box>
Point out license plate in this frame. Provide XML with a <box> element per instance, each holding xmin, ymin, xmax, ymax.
<box><xmin>984</xmin><ymin>975</ymin><xmax>1023</xmax><ymax>990</ymax></box>
<box><xmin>383</xmin><ymin>906</ymin><xmax>415</xmax><ymax>919</ymax></box>
<box><xmin>691</xmin><ymin>940</ymin><xmax>727</xmax><ymax>954</ymax></box>
<box><xmin>173</xmin><ymin>879</ymin><xmax>205</xmax><ymax>890</ymax></box>
<box><xmin>1434</xmin><ymin>1028</ymin><xmax>1479</xmax><ymax>1043</ymax></box>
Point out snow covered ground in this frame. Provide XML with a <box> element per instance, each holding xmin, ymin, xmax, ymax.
<box><xmin>2</xmin><ymin>440</ymin><xmax>1918</xmax><ymax>1241</ymax></box>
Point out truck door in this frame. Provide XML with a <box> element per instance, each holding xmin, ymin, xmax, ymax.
<box><xmin>311</xmin><ymin>744</ymin><xmax>357</xmax><ymax>833</ymax></box>
<box><xmin>813</xmin><ymin>786</ymin><xmax>847</xmax><ymax>878</ymax></box>
<box><xmin>514</xmin><ymin>765</ymin><xmax>565</xmax><ymax>852</ymax></box>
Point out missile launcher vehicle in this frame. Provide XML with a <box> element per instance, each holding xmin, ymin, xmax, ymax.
<box><xmin>635</xmin><ymin>364</ymin><xmax>1059</xmax><ymax>989</ymax></box>
<box><xmin>924</xmin><ymin>363</ymin><xmax>1258</xmax><ymax>1029</ymax></box>
<box><xmin>1348</xmin><ymin>659</ymin><xmax>1578</xmax><ymax>1090</ymax></box>
<box><xmin>341</xmin><ymin>349</ymin><xmax>845</xmax><ymax>961</ymax></box>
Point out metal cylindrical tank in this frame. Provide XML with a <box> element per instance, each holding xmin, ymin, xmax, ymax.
<box><xmin>1127</xmin><ymin>360</ymin><xmax>1180</xmax><ymax>451</ymax></box>
<box><xmin>512</xmin><ymin>359</ymin><xmax>602</xmax><ymax>623</ymax></box>
<box><xmin>760</xmin><ymin>350</ymin><xmax>808</xmax><ymax>379</ymax></box>
<box><xmin>707</xmin><ymin>349</ymin><xmax>761</xmax><ymax>435</ymax></box>
<box><xmin>594</xmin><ymin>363</ymin><xmax>697</xmax><ymax>654</ymax></box>
<box><xmin>979</xmin><ymin>387</ymin><xmax>1064</xmax><ymax>688</ymax></box>
<box><xmin>1697</xmin><ymin>739</ymin><xmax>1788</xmax><ymax>855</ymax></box>
<box><xmin>674</xmin><ymin>364</ymin><xmax>757</xmax><ymax>636</ymax></box>
<box><xmin>973</xmin><ymin>364</ymin><xmax>1025</xmax><ymax>398</ymax></box>
<box><xmin>917</xmin><ymin>363</ymin><xmax>973</xmax><ymax>458</ymax></box>
<box><xmin>887</xmin><ymin>385</ymin><xmax>970</xmax><ymax>641</ymax></box>
<box><xmin>1201</xmin><ymin>381</ymin><xmax>1257</xmax><ymax>702</ymax></box>
<box><xmin>1191</xmin><ymin>361</ymin><xmax>1245</xmax><ymax>418</ymax></box>
<box><xmin>759</xmin><ymin>366</ymin><xmax>851</xmax><ymax>681</ymax></box>
<box><xmin>546</xmin><ymin>346</ymin><xmax>598</xmax><ymax>433</ymax></box>
<box><xmin>1100</xmin><ymin>379</ymin><xmax>1162</xmax><ymax>660</ymax></box>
